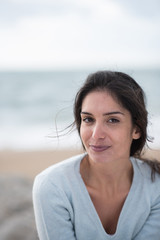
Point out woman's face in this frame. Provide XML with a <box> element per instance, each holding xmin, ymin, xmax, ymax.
<box><xmin>80</xmin><ymin>91</ymin><xmax>140</xmax><ymax>164</ymax></box>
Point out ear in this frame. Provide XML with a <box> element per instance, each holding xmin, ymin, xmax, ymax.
<box><xmin>132</xmin><ymin>126</ymin><xmax>141</xmax><ymax>140</ymax></box>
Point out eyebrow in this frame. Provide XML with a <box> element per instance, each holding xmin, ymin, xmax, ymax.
<box><xmin>81</xmin><ymin>111</ymin><xmax>125</xmax><ymax>116</ymax></box>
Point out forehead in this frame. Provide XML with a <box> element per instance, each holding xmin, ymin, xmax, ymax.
<box><xmin>82</xmin><ymin>90</ymin><xmax>123</xmax><ymax>110</ymax></box>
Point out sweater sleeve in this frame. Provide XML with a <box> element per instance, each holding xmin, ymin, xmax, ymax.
<box><xmin>133</xmin><ymin>195</ymin><xmax>160</xmax><ymax>240</ymax></box>
<box><xmin>32</xmin><ymin>175</ymin><xmax>76</xmax><ymax>240</ymax></box>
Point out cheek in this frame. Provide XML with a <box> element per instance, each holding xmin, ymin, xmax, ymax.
<box><xmin>80</xmin><ymin>125</ymin><xmax>86</xmax><ymax>141</ymax></box>
<box><xmin>80</xmin><ymin>124</ymin><xmax>84</xmax><ymax>140</ymax></box>
<box><xmin>80</xmin><ymin>125</ymin><xmax>91</xmax><ymax>143</ymax></box>
<box><xmin>114</xmin><ymin>127</ymin><xmax>134</xmax><ymax>143</ymax></box>
<box><xmin>80</xmin><ymin>126</ymin><xmax>87</xmax><ymax>150</ymax></box>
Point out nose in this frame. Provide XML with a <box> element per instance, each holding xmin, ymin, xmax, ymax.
<box><xmin>92</xmin><ymin>123</ymin><xmax>106</xmax><ymax>140</ymax></box>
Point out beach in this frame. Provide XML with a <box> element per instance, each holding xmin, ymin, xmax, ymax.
<box><xmin>0</xmin><ymin>149</ymin><xmax>83</xmax><ymax>179</ymax></box>
<box><xmin>0</xmin><ymin>148</ymin><xmax>160</xmax><ymax>239</ymax></box>
<box><xmin>0</xmin><ymin>148</ymin><xmax>83</xmax><ymax>239</ymax></box>
<box><xmin>0</xmin><ymin>148</ymin><xmax>160</xmax><ymax>180</ymax></box>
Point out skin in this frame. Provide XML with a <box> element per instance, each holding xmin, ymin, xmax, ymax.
<box><xmin>79</xmin><ymin>90</ymin><xmax>141</xmax><ymax>234</ymax></box>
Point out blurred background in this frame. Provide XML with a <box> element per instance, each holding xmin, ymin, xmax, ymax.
<box><xmin>0</xmin><ymin>0</ymin><xmax>160</xmax><ymax>239</ymax></box>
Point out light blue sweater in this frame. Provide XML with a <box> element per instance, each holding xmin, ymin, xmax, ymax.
<box><xmin>33</xmin><ymin>154</ymin><xmax>160</xmax><ymax>240</ymax></box>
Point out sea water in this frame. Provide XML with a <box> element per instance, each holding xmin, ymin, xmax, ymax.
<box><xmin>0</xmin><ymin>69</ymin><xmax>159</xmax><ymax>150</ymax></box>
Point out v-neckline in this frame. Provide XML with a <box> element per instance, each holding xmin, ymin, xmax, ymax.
<box><xmin>76</xmin><ymin>156</ymin><xmax>137</xmax><ymax>238</ymax></box>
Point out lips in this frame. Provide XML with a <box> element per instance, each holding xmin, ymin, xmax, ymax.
<box><xmin>89</xmin><ymin>145</ymin><xmax>111</xmax><ymax>152</ymax></box>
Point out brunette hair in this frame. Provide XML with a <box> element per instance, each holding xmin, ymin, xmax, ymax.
<box><xmin>73</xmin><ymin>70</ymin><xmax>160</xmax><ymax>179</ymax></box>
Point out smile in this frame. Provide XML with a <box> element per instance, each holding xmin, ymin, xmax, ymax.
<box><xmin>89</xmin><ymin>145</ymin><xmax>111</xmax><ymax>152</ymax></box>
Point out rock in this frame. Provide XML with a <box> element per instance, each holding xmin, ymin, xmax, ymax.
<box><xmin>0</xmin><ymin>175</ymin><xmax>38</xmax><ymax>240</ymax></box>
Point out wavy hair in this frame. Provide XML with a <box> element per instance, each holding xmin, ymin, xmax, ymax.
<box><xmin>73</xmin><ymin>71</ymin><xmax>160</xmax><ymax>179</ymax></box>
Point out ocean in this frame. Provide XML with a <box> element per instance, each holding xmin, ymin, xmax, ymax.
<box><xmin>0</xmin><ymin>69</ymin><xmax>160</xmax><ymax>150</ymax></box>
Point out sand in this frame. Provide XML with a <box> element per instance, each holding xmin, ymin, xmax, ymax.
<box><xmin>0</xmin><ymin>148</ymin><xmax>160</xmax><ymax>180</ymax></box>
<box><xmin>0</xmin><ymin>149</ymin><xmax>83</xmax><ymax>179</ymax></box>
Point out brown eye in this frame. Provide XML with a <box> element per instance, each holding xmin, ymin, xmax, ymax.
<box><xmin>108</xmin><ymin>118</ymin><xmax>120</xmax><ymax>123</ymax></box>
<box><xmin>83</xmin><ymin>117</ymin><xmax>94</xmax><ymax>123</ymax></box>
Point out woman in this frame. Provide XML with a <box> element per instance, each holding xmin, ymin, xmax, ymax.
<box><xmin>33</xmin><ymin>71</ymin><xmax>160</xmax><ymax>240</ymax></box>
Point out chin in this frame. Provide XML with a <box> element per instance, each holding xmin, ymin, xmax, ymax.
<box><xmin>88</xmin><ymin>151</ymin><xmax>113</xmax><ymax>164</ymax></box>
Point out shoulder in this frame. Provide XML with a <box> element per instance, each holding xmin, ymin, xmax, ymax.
<box><xmin>131</xmin><ymin>157</ymin><xmax>160</xmax><ymax>179</ymax></box>
<box><xmin>33</xmin><ymin>153</ymin><xmax>85</xmax><ymax>194</ymax></box>
<box><xmin>131</xmin><ymin>157</ymin><xmax>160</xmax><ymax>200</ymax></box>
<box><xmin>131</xmin><ymin>157</ymin><xmax>160</xmax><ymax>182</ymax></box>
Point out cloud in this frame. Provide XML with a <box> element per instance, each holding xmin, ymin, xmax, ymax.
<box><xmin>117</xmin><ymin>0</ymin><xmax>160</xmax><ymax>19</ymax></box>
<box><xmin>0</xmin><ymin>0</ymin><xmax>159</xmax><ymax>70</ymax></box>
<box><xmin>1</xmin><ymin>0</ymin><xmax>160</xmax><ymax>27</ymax></box>
<box><xmin>0</xmin><ymin>0</ymin><xmax>91</xmax><ymax>24</ymax></box>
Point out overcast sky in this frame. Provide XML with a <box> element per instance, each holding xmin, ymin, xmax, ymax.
<box><xmin>0</xmin><ymin>0</ymin><xmax>160</xmax><ymax>70</ymax></box>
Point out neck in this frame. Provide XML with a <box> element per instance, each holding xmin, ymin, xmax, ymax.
<box><xmin>80</xmin><ymin>155</ymin><xmax>133</xmax><ymax>196</ymax></box>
